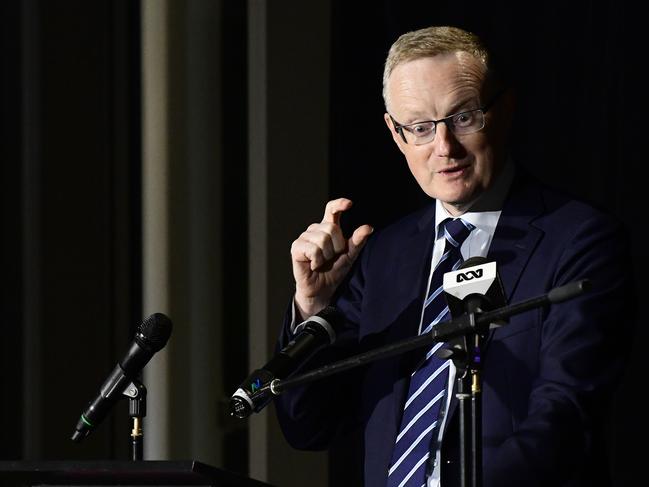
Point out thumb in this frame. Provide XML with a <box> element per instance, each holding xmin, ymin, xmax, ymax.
<box><xmin>347</xmin><ymin>224</ymin><xmax>374</xmax><ymax>261</ymax></box>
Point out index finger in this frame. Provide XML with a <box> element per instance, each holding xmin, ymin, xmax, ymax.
<box><xmin>322</xmin><ymin>198</ymin><xmax>353</xmax><ymax>225</ymax></box>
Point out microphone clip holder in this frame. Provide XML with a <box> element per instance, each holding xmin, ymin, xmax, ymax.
<box><xmin>122</xmin><ymin>380</ymin><xmax>147</xmax><ymax>461</ymax></box>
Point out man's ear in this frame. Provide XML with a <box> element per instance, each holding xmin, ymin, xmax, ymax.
<box><xmin>384</xmin><ymin>113</ymin><xmax>406</xmax><ymax>155</ymax></box>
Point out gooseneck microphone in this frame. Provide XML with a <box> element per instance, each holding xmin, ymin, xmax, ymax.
<box><xmin>71</xmin><ymin>313</ymin><xmax>173</xmax><ymax>442</ymax></box>
<box><xmin>230</xmin><ymin>305</ymin><xmax>344</xmax><ymax>419</ymax></box>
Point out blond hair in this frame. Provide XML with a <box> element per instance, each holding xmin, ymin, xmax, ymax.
<box><xmin>382</xmin><ymin>26</ymin><xmax>492</xmax><ymax>109</ymax></box>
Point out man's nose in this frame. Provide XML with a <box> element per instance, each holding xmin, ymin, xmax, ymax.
<box><xmin>431</xmin><ymin>121</ymin><xmax>457</xmax><ymax>157</ymax></box>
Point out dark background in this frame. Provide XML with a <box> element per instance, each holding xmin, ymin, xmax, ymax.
<box><xmin>1</xmin><ymin>0</ymin><xmax>644</xmax><ymax>485</ymax></box>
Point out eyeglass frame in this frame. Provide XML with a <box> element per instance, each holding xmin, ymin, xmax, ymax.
<box><xmin>389</xmin><ymin>89</ymin><xmax>506</xmax><ymax>145</ymax></box>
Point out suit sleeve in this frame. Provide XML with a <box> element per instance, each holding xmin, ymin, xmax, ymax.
<box><xmin>273</xmin><ymin>236</ymin><xmax>373</xmax><ymax>450</ymax></box>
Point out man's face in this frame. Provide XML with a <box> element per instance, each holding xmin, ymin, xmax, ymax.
<box><xmin>384</xmin><ymin>53</ymin><xmax>512</xmax><ymax>215</ymax></box>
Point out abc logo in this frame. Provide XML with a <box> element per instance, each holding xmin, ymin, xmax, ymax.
<box><xmin>456</xmin><ymin>269</ymin><xmax>483</xmax><ymax>282</ymax></box>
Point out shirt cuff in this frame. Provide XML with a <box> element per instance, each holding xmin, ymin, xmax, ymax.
<box><xmin>289</xmin><ymin>296</ymin><xmax>299</xmax><ymax>334</ymax></box>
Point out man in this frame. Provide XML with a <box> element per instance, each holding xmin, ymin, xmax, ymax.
<box><xmin>275</xmin><ymin>26</ymin><xmax>632</xmax><ymax>486</ymax></box>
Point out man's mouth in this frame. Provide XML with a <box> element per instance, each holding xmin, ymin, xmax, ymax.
<box><xmin>438</xmin><ymin>164</ymin><xmax>469</xmax><ymax>175</ymax></box>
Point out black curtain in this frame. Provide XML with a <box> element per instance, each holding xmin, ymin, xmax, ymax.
<box><xmin>0</xmin><ymin>0</ymin><xmax>25</xmax><ymax>460</ymax></box>
<box><xmin>0</xmin><ymin>0</ymin><xmax>141</xmax><ymax>460</ymax></box>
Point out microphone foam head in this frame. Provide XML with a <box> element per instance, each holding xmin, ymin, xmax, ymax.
<box><xmin>136</xmin><ymin>313</ymin><xmax>173</xmax><ymax>352</ymax></box>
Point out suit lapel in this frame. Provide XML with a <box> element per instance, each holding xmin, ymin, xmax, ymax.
<box><xmin>487</xmin><ymin>177</ymin><xmax>544</xmax><ymax>301</ymax></box>
<box><xmin>368</xmin><ymin>203</ymin><xmax>437</xmax><ymax>341</ymax></box>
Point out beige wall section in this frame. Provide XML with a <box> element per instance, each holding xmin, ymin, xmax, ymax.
<box><xmin>142</xmin><ymin>0</ymin><xmax>171</xmax><ymax>461</ymax></box>
<box><xmin>142</xmin><ymin>0</ymin><xmax>224</xmax><ymax>466</ymax></box>
<box><xmin>248</xmin><ymin>1</ymin><xmax>332</xmax><ymax>486</ymax></box>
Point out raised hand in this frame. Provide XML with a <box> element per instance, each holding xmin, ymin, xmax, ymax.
<box><xmin>291</xmin><ymin>198</ymin><xmax>373</xmax><ymax>318</ymax></box>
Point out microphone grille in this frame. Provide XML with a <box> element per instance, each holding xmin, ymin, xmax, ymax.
<box><xmin>136</xmin><ymin>313</ymin><xmax>173</xmax><ymax>352</ymax></box>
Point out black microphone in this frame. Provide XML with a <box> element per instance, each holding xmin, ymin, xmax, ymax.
<box><xmin>71</xmin><ymin>312</ymin><xmax>173</xmax><ymax>442</ymax></box>
<box><xmin>230</xmin><ymin>305</ymin><xmax>344</xmax><ymax>419</ymax></box>
<box><xmin>443</xmin><ymin>256</ymin><xmax>507</xmax><ymax>319</ymax></box>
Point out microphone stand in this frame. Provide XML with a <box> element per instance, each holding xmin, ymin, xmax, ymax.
<box><xmin>440</xmin><ymin>303</ymin><xmax>484</xmax><ymax>487</ymax></box>
<box><xmin>122</xmin><ymin>380</ymin><xmax>147</xmax><ymax>461</ymax></box>
<box><xmin>470</xmin><ymin>331</ymin><xmax>483</xmax><ymax>487</ymax></box>
<box><xmin>256</xmin><ymin>280</ymin><xmax>590</xmax><ymax>487</ymax></box>
<box><xmin>262</xmin><ymin>280</ymin><xmax>588</xmax><ymax>397</ymax></box>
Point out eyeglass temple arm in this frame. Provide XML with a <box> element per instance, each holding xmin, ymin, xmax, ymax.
<box><xmin>482</xmin><ymin>88</ymin><xmax>507</xmax><ymax>113</ymax></box>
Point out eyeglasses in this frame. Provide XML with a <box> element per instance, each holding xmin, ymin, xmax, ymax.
<box><xmin>389</xmin><ymin>90</ymin><xmax>505</xmax><ymax>146</ymax></box>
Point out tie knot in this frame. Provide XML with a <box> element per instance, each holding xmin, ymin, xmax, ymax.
<box><xmin>441</xmin><ymin>218</ymin><xmax>474</xmax><ymax>248</ymax></box>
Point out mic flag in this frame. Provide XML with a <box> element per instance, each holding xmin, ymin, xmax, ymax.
<box><xmin>443</xmin><ymin>256</ymin><xmax>507</xmax><ymax>323</ymax></box>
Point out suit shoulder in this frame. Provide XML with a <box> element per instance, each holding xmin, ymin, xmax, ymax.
<box><xmin>517</xmin><ymin>172</ymin><xmax>622</xmax><ymax>231</ymax></box>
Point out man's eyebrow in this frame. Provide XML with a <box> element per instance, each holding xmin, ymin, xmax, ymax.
<box><xmin>443</xmin><ymin>97</ymin><xmax>477</xmax><ymax>117</ymax></box>
<box><xmin>397</xmin><ymin>110</ymin><xmax>431</xmax><ymax>124</ymax></box>
<box><xmin>400</xmin><ymin>97</ymin><xmax>479</xmax><ymax>123</ymax></box>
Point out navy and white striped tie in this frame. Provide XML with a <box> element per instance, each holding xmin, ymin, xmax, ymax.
<box><xmin>387</xmin><ymin>218</ymin><xmax>475</xmax><ymax>487</ymax></box>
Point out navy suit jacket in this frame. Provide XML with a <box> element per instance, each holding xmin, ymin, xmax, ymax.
<box><xmin>275</xmin><ymin>170</ymin><xmax>633</xmax><ymax>486</ymax></box>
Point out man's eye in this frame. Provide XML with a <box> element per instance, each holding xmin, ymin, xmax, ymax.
<box><xmin>453</xmin><ymin>112</ymin><xmax>474</xmax><ymax>127</ymax></box>
<box><xmin>406</xmin><ymin>122</ymin><xmax>434</xmax><ymax>137</ymax></box>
